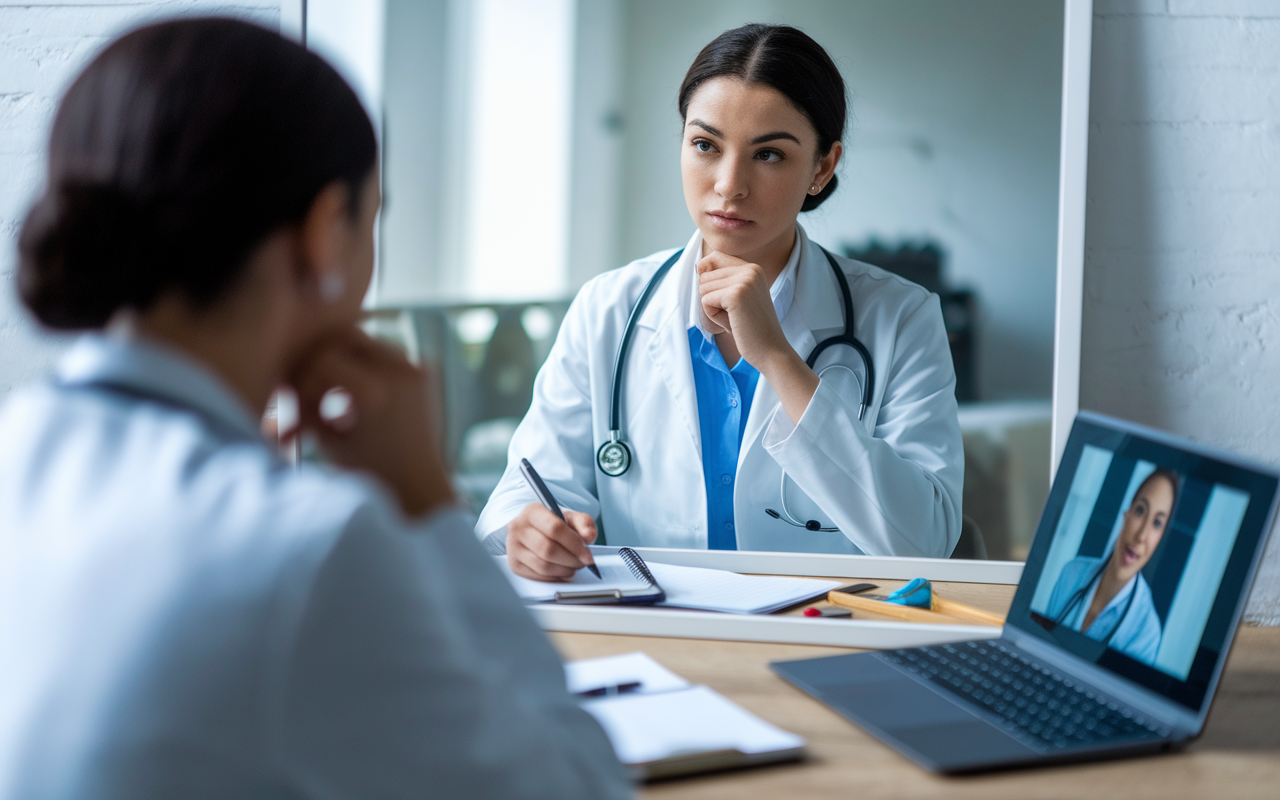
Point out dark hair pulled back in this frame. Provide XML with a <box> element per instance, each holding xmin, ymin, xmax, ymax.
<box><xmin>678</xmin><ymin>24</ymin><xmax>846</xmax><ymax>212</ymax></box>
<box><xmin>18</xmin><ymin>17</ymin><xmax>377</xmax><ymax>329</ymax></box>
<box><xmin>1135</xmin><ymin>468</ymin><xmax>1181</xmax><ymax>516</ymax></box>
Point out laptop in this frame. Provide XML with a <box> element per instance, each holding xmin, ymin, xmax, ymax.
<box><xmin>771</xmin><ymin>411</ymin><xmax>1280</xmax><ymax>773</ymax></box>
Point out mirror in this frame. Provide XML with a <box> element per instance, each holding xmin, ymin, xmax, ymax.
<box><xmin>305</xmin><ymin>0</ymin><xmax>1090</xmax><ymax>564</ymax></box>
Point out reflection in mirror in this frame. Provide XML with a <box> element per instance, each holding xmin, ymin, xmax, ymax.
<box><xmin>324</xmin><ymin>0</ymin><xmax>1068</xmax><ymax>562</ymax></box>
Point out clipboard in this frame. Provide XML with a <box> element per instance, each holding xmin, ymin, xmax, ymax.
<box><xmin>568</xmin><ymin>655</ymin><xmax>807</xmax><ymax>781</ymax></box>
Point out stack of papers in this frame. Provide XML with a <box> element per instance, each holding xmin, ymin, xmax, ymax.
<box><xmin>566</xmin><ymin>652</ymin><xmax>805</xmax><ymax>780</ymax></box>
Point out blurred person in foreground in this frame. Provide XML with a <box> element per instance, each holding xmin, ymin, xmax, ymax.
<box><xmin>0</xmin><ymin>17</ymin><xmax>628</xmax><ymax>800</ymax></box>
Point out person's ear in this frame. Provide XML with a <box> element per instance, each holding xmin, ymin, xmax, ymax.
<box><xmin>296</xmin><ymin>181</ymin><xmax>352</xmax><ymax>303</ymax></box>
<box><xmin>811</xmin><ymin>141</ymin><xmax>843</xmax><ymax>195</ymax></box>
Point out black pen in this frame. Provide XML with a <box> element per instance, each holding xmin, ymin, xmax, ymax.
<box><xmin>574</xmin><ymin>681</ymin><xmax>642</xmax><ymax>698</ymax></box>
<box><xmin>519</xmin><ymin>458</ymin><xmax>602</xmax><ymax>579</ymax></box>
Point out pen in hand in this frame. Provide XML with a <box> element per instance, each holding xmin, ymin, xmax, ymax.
<box><xmin>519</xmin><ymin>458</ymin><xmax>602</xmax><ymax>579</ymax></box>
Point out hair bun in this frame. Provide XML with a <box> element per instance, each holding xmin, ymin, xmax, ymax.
<box><xmin>18</xmin><ymin>183</ymin><xmax>155</xmax><ymax>329</ymax></box>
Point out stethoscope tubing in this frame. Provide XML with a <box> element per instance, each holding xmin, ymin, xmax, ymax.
<box><xmin>599</xmin><ymin>244</ymin><xmax>874</xmax><ymax>500</ymax></box>
<box><xmin>1055</xmin><ymin>559</ymin><xmax>1138</xmax><ymax>647</ymax></box>
<box><xmin>802</xmin><ymin>256</ymin><xmax>873</xmax><ymax>421</ymax></box>
<box><xmin>607</xmin><ymin>250</ymin><xmax>683</xmax><ymax>434</ymax></box>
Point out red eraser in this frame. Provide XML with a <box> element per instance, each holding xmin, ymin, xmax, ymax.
<box><xmin>803</xmin><ymin>607</ymin><xmax>821</xmax><ymax>617</ymax></box>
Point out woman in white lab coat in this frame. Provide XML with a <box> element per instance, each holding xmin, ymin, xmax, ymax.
<box><xmin>0</xmin><ymin>19</ymin><xmax>626</xmax><ymax>798</ymax></box>
<box><xmin>479</xmin><ymin>24</ymin><xmax>964</xmax><ymax>581</ymax></box>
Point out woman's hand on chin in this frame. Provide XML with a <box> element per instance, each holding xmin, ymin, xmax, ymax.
<box><xmin>697</xmin><ymin>251</ymin><xmax>820</xmax><ymax>424</ymax></box>
<box><xmin>286</xmin><ymin>327</ymin><xmax>455</xmax><ymax>519</ymax></box>
<box><xmin>696</xmin><ymin>251</ymin><xmax>791</xmax><ymax>367</ymax></box>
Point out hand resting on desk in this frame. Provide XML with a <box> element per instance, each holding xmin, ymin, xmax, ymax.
<box><xmin>508</xmin><ymin>503</ymin><xmax>598</xmax><ymax>581</ymax></box>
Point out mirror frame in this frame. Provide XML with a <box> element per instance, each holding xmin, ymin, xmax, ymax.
<box><xmin>298</xmin><ymin>0</ymin><xmax>1093</xmax><ymax>645</ymax></box>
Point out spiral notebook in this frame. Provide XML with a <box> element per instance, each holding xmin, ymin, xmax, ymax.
<box><xmin>500</xmin><ymin>547</ymin><xmax>665</xmax><ymax>605</ymax></box>
<box><xmin>497</xmin><ymin>547</ymin><xmax>841</xmax><ymax>613</ymax></box>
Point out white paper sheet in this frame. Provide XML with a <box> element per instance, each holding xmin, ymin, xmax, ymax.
<box><xmin>564</xmin><ymin>651</ymin><xmax>689</xmax><ymax>696</ymax></box>
<box><xmin>581</xmin><ymin>685</ymin><xmax>805</xmax><ymax>765</ymax></box>
<box><xmin>647</xmin><ymin>562</ymin><xmax>841</xmax><ymax>614</ymax></box>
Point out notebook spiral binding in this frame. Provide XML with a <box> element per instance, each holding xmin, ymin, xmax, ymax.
<box><xmin>619</xmin><ymin>547</ymin><xmax>659</xmax><ymax>587</ymax></box>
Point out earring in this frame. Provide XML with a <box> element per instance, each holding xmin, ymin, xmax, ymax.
<box><xmin>319</xmin><ymin>272</ymin><xmax>346</xmax><ymax>302</ymax></box>
<box><xmin>810</xmin><ymin>184</ymin><xmax>821</xmax><ymax>194</ymax></box>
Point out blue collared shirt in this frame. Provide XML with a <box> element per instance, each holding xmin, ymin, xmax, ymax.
<box><xmin>688</xmin><ymin>328</ymin><xmax>759</xmax><ymax>550</ymax></box>
<box><xmin>685</xmin><ymin>232</ymin><xmax>801</xmax><ymax>550</ymax></box>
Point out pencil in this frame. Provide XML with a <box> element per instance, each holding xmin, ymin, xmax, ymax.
<box><xmin>930</xmin><ymin>594</ymin><xmax>1005</xmax><ymax>627</ymax></box>
<box><xmin>825</xmin><ymin>592</ymin><xmax>968</xmax><ymax>624</ymax></box>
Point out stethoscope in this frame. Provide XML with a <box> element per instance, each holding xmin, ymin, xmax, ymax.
<box><xmin>595</xmin><ymin>245</ymin><xmax>874</xmax><ymax>532</ymax></box>
<box><xmin>1053</xmin><ymin>560</ymin><xmax>1137</xmax><ymax>647</ymax></box>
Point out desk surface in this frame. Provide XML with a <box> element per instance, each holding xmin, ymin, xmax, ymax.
<box><xmin>551</xmin><ymin>578</ymin><xmax>1280</xmax><ymax>800</ymax></box>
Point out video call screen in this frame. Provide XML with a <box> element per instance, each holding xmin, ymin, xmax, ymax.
<box><xmin>1009</xmin><ymin>420</ymin><xmax>1278</xmax><ymax>712</ymax></box>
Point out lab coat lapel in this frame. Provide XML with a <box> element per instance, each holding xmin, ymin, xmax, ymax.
<box><xmin>638</xmin><ymin>245</ymin><xmax>702</xmax><ymax>460</ymax></box>
<box><xmin>786</xmin><ymin>233</ymin><xmax>847</xmax><ymax>342</ymax></box>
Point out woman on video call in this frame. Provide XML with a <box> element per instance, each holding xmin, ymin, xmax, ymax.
<box><xmin>1046</xmin><ymin>469</ymin><xmax>1179</xmax><ymax>663</ymax></box>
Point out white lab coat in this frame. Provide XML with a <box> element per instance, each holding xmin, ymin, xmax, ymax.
<box><xmin>478</xmin><ymin>225</ymin><xmax>964</xmax><ymax>557</ymax></box>
<box><xmin>0</xmin><ymin>335</ymin><xmax>629</xmax><ymax>800</ymax></box>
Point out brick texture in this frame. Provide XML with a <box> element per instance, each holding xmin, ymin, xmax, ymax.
<box><xmin>1083</xmin><ymin>1</ymin><xmax>1280</xmax><ymax>622</ymax></box>
<box><xmin>0</xmin><ymin>1</ymin><xmax>279</xmax><ymax>391</ymax></box>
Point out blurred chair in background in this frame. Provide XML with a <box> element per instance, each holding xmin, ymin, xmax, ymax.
<box><xmin>843</xmin><ymin>239</ymin><xmax>977</xmax><ymax>403</ymax></box>
<box><xmin>959</xmin><ymin>402</ymin><xmax>1052</xmax><ymax>561</ymax></box>
<box><xmin>951</xmin><ymin>515</ymin><xmax>989</xmax><ymax>560</ymax></box>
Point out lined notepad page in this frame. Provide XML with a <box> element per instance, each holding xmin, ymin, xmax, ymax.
<box><xmin>496</xmin><ymin>554</ymin><xmax>651</xmax><ymax>602</ymax></box>
<box><xmin>646</xmin><ymin>562</ymin><xmax>840</xmax><ymax>614</ymax></box>
<box><xmin>582</xmin><ymin>685</ymin><xmax>805</xmax><ymax>766</ymax></box>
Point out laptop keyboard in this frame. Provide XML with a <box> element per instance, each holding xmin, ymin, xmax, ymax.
<box><xmin>880</xmin><ymin>640</ymin><xmax>1171</xmax><ymax>751</ymax></box>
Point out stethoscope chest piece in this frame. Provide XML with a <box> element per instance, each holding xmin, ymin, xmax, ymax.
<box><xmin>597</xmin><ymin>434</ymin><xmax>632</xmax><ymax>477</ymax></box>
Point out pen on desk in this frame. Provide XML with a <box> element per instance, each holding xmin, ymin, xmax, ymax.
<box><xmin>574</xmin><ymin>681</ymin><xmax>643</xmax><ymax>698</ymax></box>
<box><xmin>519</xmin><ymin>458</ymin><xmax>602</xmax><ymax>579</ymax></box>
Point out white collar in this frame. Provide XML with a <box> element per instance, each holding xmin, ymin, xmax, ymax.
<box><xmin>686</xmin><ymin>225</ymin><xmax>804</xmax><ymax>341</ymax></box>
<box><xmin>55</xmin><ymin>332</ymin><xmax>262</xmax><ymax>441</ymax></box>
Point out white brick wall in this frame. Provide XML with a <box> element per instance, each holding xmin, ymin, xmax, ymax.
<box><xmin>0</xmin><ymin>0</ymin><xmax>280</xmax><ymax>391</ymax></box>
<box><xmin>1083</xmin><ymin>0</ymin><xmax>1280</xmax><ymax>622</ymax></box>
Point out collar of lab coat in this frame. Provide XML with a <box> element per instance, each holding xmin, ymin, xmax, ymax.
<box><xmin>1072</xmin><ymin>564</ymin><xmax>1141</xmax><ymax>631</ymax></box>
<box><xmin>631</xmin><ymin>223</ymin><xmax>850</xmax><ymax>465</ymax></box>
<box><xmin>683</xmin><ymin>228</ymin><xmax>802</xmax><ymax>341</ymax></box>
<box><xmin>637</xmin><ymin>223</ymin><xmax>845</xmax><ymax>353</ymax></box>
<box><xmin>56</xmin><ymin>332</ymin><xmax>262</xmax><ymax>441</ymax></box>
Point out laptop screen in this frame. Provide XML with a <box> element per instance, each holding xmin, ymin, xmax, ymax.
<box><xmin>1006</xmin><ymin>414</ymin><xmax>1279</xmax><ymax>712</ymax></box>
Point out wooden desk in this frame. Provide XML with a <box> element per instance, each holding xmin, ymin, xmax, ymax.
<box><xmin>551</xmin><ymin>578</ymin><xmax>1280</xmax><ymax>800</ymax></box>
